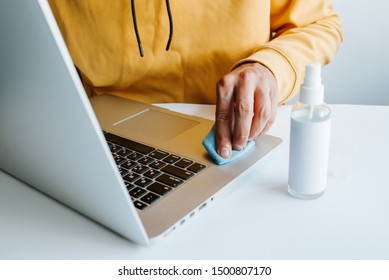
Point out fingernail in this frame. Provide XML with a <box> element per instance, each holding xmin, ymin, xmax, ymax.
<box><xmin>219</xmin><ymin>147</ymin><xmax>231</xmax><ymax>159</ymax></box>
<box><xmin>232</xmin><ymin>144</ymin><xmax>245</xmax><ymax>151</ymax></box>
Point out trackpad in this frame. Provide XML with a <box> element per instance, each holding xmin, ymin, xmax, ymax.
<box><xmin>115</xmin><ymin>109</ymin><xmax>199</xmax><ymax>141</ymax></box>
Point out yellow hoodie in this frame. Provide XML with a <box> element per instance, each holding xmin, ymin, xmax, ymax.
<box><xmin>48</xmin><ymin>0</ymin><xmax>343</xmax><ymax>104</ymax></box>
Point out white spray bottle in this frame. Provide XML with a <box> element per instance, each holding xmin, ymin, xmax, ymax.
<box><xmin>288</xmin><ymin>63</ymin><xmax>331</xmax><ymax>199</ymax></box>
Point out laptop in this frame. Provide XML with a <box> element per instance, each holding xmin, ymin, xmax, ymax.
<box><xmin>0</xmin><ymin>0</ymin><xmax>282</xmax><ymax>246</ymax></box>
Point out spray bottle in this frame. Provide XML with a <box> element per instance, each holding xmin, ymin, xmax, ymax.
<box><xmin>288</xmin><ymin>63</ymin><xmax>331</xmax><ymax>199</ymax></box>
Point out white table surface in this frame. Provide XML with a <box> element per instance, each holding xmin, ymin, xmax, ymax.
<box><xmin>1</xmin><ymin>104</ymin><xmax>388</xmax><ymax>260</ymax></box>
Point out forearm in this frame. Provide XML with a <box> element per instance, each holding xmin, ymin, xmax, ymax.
<box><xmin>233</xmin><ymin>1</ymin><xmax>343</xmax><ymax>104</ymax></box>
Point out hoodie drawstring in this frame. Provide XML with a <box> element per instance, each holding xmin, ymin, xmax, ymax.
<box><xmin>165</xmin><ymin>0</ymin><xmax>173</xmax><ymax>51</ymax></box>
<box><xmin>130</xmin><ymin>0</ymin><xmax>174</xmax><ymax>57</ymax></box>
<box><xmin>130</xmin><ymin>0</ymin><xmax>144</xmax><ymax>57</ymax></box>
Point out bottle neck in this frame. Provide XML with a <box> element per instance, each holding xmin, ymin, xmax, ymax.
<box><xmin>292</xmin><ymin>102</ymin><xmax>331</xmax><ymax>122</ymax></box>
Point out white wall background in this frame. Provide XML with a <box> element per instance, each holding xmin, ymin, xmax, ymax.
<box><xmin>320</xmin><ymin>0</ymin><xmax>389</xmax><ymax>105</ymax></box>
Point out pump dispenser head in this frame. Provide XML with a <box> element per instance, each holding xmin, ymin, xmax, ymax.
<box><xmin>299</xmin><ymin>63</ymin><xmax>324</xmax><ymax>106</ymax></box>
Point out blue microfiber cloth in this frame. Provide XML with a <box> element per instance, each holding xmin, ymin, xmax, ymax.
<box><xmin>202</xmin><ymin>124</ymin><xmax>255</xmax><ymax>165</ymax></box>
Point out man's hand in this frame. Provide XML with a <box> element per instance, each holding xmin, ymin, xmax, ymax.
<box><xmin>215</xmin><ymin>62</ymin><xmax>278</xmax><ymax>159</ymax></box>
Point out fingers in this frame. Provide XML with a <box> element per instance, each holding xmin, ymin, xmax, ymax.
<box><xmin>258</xmin><ymin>87</ymin><xmax>278</xmax><ymax>137</ymax></box>
<box><xmin>250</xmin><ymin>88</ymin><xmax>270</xmax><ymax>139</ymax></box>
<box><xmin>215</xmin><ymin>63</ymin><xmax>278</xmax><ymax>159</ymax></box>
<box><xmin>252</xmin><ymin>67</ymin><xmax>278</xmax><ymax>138</ymax></box>
<box><xmin>215</xmin><ymin>75</ymin><xmax>234</xmax><ymax>159</ymax></box>
<box><xmin>249</xmin><ymin>74</ymin><xmax>273</xmax><ymax>139</ymax></box>
<box><xmin>232</xmin><ymin>71</ymin><xmax>255</xmax><ymax>151</ymax></box>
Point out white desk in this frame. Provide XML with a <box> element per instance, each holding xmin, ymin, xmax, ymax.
<box><xmin>1</xmin><ymin>104</ymin><xmax>388</xmax><ymax>260</ymax></box>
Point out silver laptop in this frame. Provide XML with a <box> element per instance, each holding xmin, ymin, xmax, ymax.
<box><xmin>0</xmin><ymin>0</ymin><xmax>282</xmax><ymax>245</ymax></box>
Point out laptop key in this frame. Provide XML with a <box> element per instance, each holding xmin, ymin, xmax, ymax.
<box><xmin>149</xmin><ymin>150</ymin><xmax>169</xmax><ymax>160</ymax></box>
<box><xmin>134</xmin><ymin>200</ymin><xmax>147</xmax><ymax>210</ymax></box>
<box><xmin>128</xmin><ymin>152</ymin><xmax>144</xmax><ymax>161</ymax></box>
<box><xmin>123</xmin><ymin>172</ymin><xmax>140</xmax><ymax>182</ymax></box>
<box><xmin>147</xmin><ymin>182</ymin><xmax>172</xmax><ymax>196</ymax></box>
<box><xmin>140</xmin><ymin>192</ymin><xmax>160</xmax><ymax>205</ymax></box>
<box><xmin>156</xmin><ymin>173</ymin><xmax>184</xmax><ymax>188</ymax></box>
<box><xmin>143</xmin><ymin>169</ymin><xmax>161</xmax><ymax>179</ymax></box>
<box><xmin>161</xmin><ymin>165</ymin><xmax>194</xmax><ymax>180</ymax></box>
<box><xmin>149</xmin><ymin>160</ymin><xmax>167</xmax><ymax>169</ymax></box>
<box><xmin>132</xmin><ymin>164</ymin><xmax>149</xmax><ymax>174</ymax></box>
<box><xmin>175</xmin><ymin>158</ymin><xmax>193</xmax><ymax>168</ymax></box>
<box><xmin>135</xmin><ymin>177</ymin><xmax>153</xmax><ymax>188</ymax></box>
<box><xmin>138</xmin><ymin>156</ymin><xmax>155</xmax><ymax>165</ymax></box>
<box><xmin>120</xmin><ymin>160</ymin><xmax>138</xmax><ymax>170</ymax></box>
<box><xmin>109</xmin><ymin>144</ymin><xmax>123</xmax><ymax>154</ymax></box>
<box><xmin>124</xmin><ymin>181</ymin><xmax>135</xmax><ymax>191</ymax></box>
<box><xmin>118</xmin><ymin>167</ymin><xmax>130</xmax><ymax>177</ymax></box>
<box><xmin>188</xmin><ymin>162</ymin><xmax>206</xmax><ymax>173</ymax></box>
<box><xmin>163</xmin><ymin>154</ymin><xmax>181</xmax><ymax>164</ymax></box>
<box><xmin>116</xmin><ymin>148</ymin><xmax>133</xmax><ymax>157</ymax></box>
<box><xmin>113</xmin><ymin>155</ymin><xmax>127</xmax><ymax>165</ymax></box>
<box><xmin>129</xmin><ymin>187</ymin><xmax>146</xmax><ymax>198</ymax></box>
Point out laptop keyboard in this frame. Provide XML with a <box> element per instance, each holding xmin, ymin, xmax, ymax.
<box><xmin>104</xmin><ymin>132</ymin><xmax>206</xmax><ymax>211</ymax></box>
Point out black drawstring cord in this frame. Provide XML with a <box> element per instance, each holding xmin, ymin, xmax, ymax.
<box><xmin>130</xmin><ymin>0</ymin><xmax>174</xmax><ymax>57</ymax></box>
<box><xmin>165</xmin><ymin>0</ymin><xmax>173</xmax><ymax>51</ymax></box>
<box><xmin>130</xmin><ymin>0</ymin><xmax>144</xmax><ymax>57</ymax></box>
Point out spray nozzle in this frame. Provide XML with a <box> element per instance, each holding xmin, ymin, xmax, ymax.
<box><xmin>299</xmin><ymin>62</ymin><xmax>324</xmax><ymax>106</ymax></box>
<box><xmin>304</xmin><ymin>63</ymin><xmax>322</xmax><ymax>86</ymax></box>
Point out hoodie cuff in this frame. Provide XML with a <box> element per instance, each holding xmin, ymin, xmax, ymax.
<box><xmin>231</xmin><ymin>46</ymin><xmax>297</xmax><ymax>104</ymax></box>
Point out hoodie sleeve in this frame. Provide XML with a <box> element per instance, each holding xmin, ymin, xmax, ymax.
<box><xmin>232</xmin><ymin>0</ymin><xmax>343</xmax><ymax>104</ymax></box>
